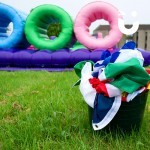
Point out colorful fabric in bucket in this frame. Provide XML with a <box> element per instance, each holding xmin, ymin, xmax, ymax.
<box><xmin>99</xmin><ymin>58</ymin><xmax>149</xmax><ymax>93</ymax></box>
<box><xmin>74</xmin><ymin>44</ymin><xmax>150</xmax><ymax>131</ymax></box>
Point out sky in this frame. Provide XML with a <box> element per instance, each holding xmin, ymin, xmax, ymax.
<box><xmin>0</xmin><ymin>0</ymin><xmax>149</xmax><ymax>25</ymax></box>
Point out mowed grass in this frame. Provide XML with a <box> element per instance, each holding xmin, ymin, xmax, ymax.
<box><xmin>0</xmin><ymin>71</ymin><xmax>150</xmax><ymax>150</ymax></box>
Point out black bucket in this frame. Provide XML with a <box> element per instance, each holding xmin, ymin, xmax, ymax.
<box><xmin>88</xmin><ymin>91</ymin><xmax>148</xmax><ymax>133</ymax></box>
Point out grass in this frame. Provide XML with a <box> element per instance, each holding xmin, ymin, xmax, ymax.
<box><xmin>0</xmin><ymin>71</ymin><xmax>150</xmax><ymax>150</ymax></box>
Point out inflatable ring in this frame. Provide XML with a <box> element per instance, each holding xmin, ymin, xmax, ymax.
<box><xmin>74</xmin><ymin>2</ymin><xmax>123</xmax><ymax>50</ymax></box>
<box><xmin>25</xmin><ymin>4</ymin><xmax>73</xmax><ymax>51</ymax></box>
<box><xmin>0</xmin><ymin>3</ymin><xmax>29</xmax><ymax>50</ymax></box>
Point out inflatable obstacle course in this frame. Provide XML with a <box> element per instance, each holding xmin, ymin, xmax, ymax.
<box><xmin>0</xmin><ymin>2</ymin><xmax>150</xmax><ymax>70</ymax></box>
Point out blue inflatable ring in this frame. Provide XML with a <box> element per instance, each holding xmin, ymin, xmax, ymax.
<box><xmin>0</xmin><ymin>3</ymin><xmax>29</xmax><ymax>50</ymax></box>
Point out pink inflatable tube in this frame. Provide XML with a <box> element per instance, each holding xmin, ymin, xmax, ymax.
<box><xmin>74</xmin><ymin>2</ymin><xmax>123</xmax><ymax>50</ymax></box>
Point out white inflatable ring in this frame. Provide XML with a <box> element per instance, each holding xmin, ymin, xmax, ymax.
<box><xmin>74</xmin><ymin>2</ymin><xmax>123</xmax><ymax>50</ymax></box>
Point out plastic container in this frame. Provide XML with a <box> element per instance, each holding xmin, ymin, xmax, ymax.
<box><xmin>88</xmin><ymin>91</ymin><xmax>148</xmax><ymax>132</ymax></box>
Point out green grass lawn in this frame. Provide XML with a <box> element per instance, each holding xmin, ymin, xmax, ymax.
<box><xmin>0</xmin><ymin>71</ymin><xmax>150</xmax><ymax>150</ymax></box>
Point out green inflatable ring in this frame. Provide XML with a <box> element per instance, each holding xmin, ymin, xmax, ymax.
<box><xmin>25</xmin><ymin>4</ymin><xmax>73</xmax><ymax>50</ymax></box>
